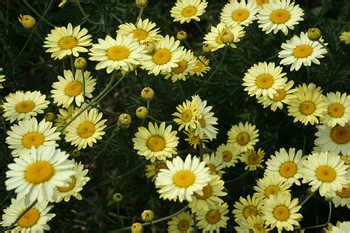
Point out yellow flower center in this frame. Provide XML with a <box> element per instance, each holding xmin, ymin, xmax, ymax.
<box><xmin>279</xmin><ymin>161</ymin><xmax>297</xmax><ymax>178</ymax></box>
<box><xmin>243</xmin><ymin>205</ymin><xmax>258</xmax><ymax>219</ymax></box>
<box><xmin>106</xmin><ymin>45</ymin><xmax>130</xmax><ymax>61</ymax></box>
<box><xmin>316</xmin><ymin>165</ymin><xmax>337</xmax><ymax>182</ymax></box>
<box><xmin>273</xmin><ymin>205</ymin><xmax>290</xmax><ymax>221</ymax></box>
<box><xmin>236</xmin><ymin>132</ymin><xmax>250</xmax><ymax>145</ymax></box>
<box><xmin>293</xmin><ymin>44</ymin><xmax>313</xmax><ymax>58</ymax></box>
<box><xmin>152</xmin><ymin>48</ymin><xmax>171</xmax><ymax>65</ymax></box>
<box><xmin>198</xmin><ymin>117</ymin><xmax>206</xmax><ymax>128</ymax></box>
<box><xmin>173</xmin><ymin>170</ymin><xmax>196</xmax><ymax>188</ymax></box>
<box><xmin>231</xmin><ymin>9</ymin><xmax>250</xmax><ymax>22</ymax></box>
<box><xmin>247</xmin><ymin>152</ymin><xmax>261</xmax><ymax>165</ymax></box>
<box><xmin>207</xmin><ymin>163</ymin><xmax>218</xmax><ymax>174</ymax></box>
<box><xmin>146</xmin><ymin>135</ymin><xmax>166</xmax><ymax>152</ymax></box>
<box><xmin>15</xmin><ymin>100</ymin><xmax>35</xmax><ymax>113</ymax></box>
<box><xmin>269</xmin><ymin>9</ymin><xmax>291</xmax><ymax>24</ymax></box>
<box><xmin>273</xmin><ymin>89</ymin><xmax>287</xmax><ymax>102</ymax></box>
<box><xmin>264</xmin><ymin>185</ymin><xmax>280</xmax><ymax>197</ymax></box>
<box><xmin>330</xmin><ymin>125</ymin><xmax>350</xmax><ymax>144</ymax></box>
<box><xmin>194</xmin><ymin>184</ymin><xmax>213</xmax><ymax>200</ymax></box>
<box><xmin>133</xmin><ymin>28</ymin><xmax>148</xmax><ymax>41</ymax></box>
<box><xmin>64</xmin><ymin>80</ymin><xmax>83</xmax><ymax>97</ymax></box>
<box><xmin>181</xmin><ymin>5</ymin><xmax>197</xmax><ymax>17</ymax></box>
<box><xmin>336</xmin><ymin>183</ymin><xmax>350</xmax><ymax>198</ymax></box>
<box><xmin>17</xmin><ymin>208</ymin><xmax>40</xmax><ymax>228</ymax></box>
<box><xmin>58</xmin><ymin>36</ymin><xmax>78</xmax><ymax>49</ymax></box>
<box><xmin>172</xmin><ymin>60</ymin><xmax>188</xmax><ymax>74</ymax></box>
<box><xmin>22</xmin><ymin>132</ymin><xmax>45</xmax><ymax>149</ymax></box>
<box><xmin>177</xmin><ymin>219</ymin><xmax>190</xmax><ymax>231</ymax></box>
<box><xmin>255</xmin><ymin>74</ymin><xmax>274</xmax><ymax>89</ymax></box>
<box><xmin>256</xmin><ymin>0</ymin><xmax>269</xmax><ymax>6</ymax></box>
<box><xmin>181</xmin><ymin>110</ymin><xmax>193</xmax><ymax>123</ymax></box>
<box><xmin>222</xmin><ymin>150</ymin><xmax>233</xmax><ymax>162</ymax></box>
<box><xmin>77</xmin><ymin>121</ymin><xmax>96</xmax><ymax>139</ymax></box>
<box><xmin>57</xmin><ymin>176</ymin><xmax>77</xmax><ymax>192</ymax></box>
<box><xmin>206</xmin><ymin>209</ymin><xmax>221</xmax><ymax>224</ymax></box>
<box><xmin>299</xmin><ymin>100</ymin><xmax>316</xmax><ymax>115</ymax></box>
<box><xmin>328</xmin><ymin>103</ymin><xmax>345</xmax><ymax>118</ymax></box>
<box><xmin>24</xmin><ymin>161</ymin><xmax>55</xmax><ymax>184</ymax></box>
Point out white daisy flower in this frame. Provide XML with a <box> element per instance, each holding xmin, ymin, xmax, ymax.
<box><xmin>321</xmin><ymin>92</ymin><xmax>350</xmax><ymax>127</ymax></box>
<box><xmin>254</xmin><ymin>173</ymin><xmax>292</xmax><ymax>200</ymax></box>
<box><xmin>220</xmin><ymin>0</ymin><xmax>259</xmax><ymax>26</ymax></box>
<box><xmin>330</xmin><ymin>182</ymin><xmax>350</xmax><ymax>209</ymax></box>
<box><xmin>117</xmin><ymin>18</ymin><xmax>161</xmax><ymax>43</ymax></box>
<box><xmin>215</xmin><ymin>143</ymin><xmax>240</xmax><ymax>168</ymax></box>
<box><xmin>170</xmin><ymin>0</ymin><xmax>208</xmax><ymax>24</ymax></box>
<box><xmin>314</xmin><ymin>124</ymin><xmax>350</xmax><ymax>154</ymax></box>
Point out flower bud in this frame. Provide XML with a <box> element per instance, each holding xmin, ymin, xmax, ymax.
<box><xmin>136</xmin><ymin>106</ymin><xmax>149</xmax><ymax>119</ymax></box>
<box><xmin>135</xmin><ymin>0</ymin><xmax>148</xmax><ymax>8</ymax></box>
<box><xmin>176</xmin><ymin>30</ymin><xmax>188</xmax><ymax>41</ymax></box>
<box><xmin>18</xmin><ymin>15</ymin><xmax>36</xmax><ymax>29</ymax></box>
<box><xmin>220</xmin><ymin>31</ymin><xmax>234</xmax><ymax>44</ymax></box>
<box><xmin>74</xmin><ymin>57</ymin><xmax>87</xmax><ymax>69</ymax></box>
<box><xmin>141</xmin><ymin>210</ymin><xmax>154</xmax><ymax>222</ymax></box>
<box><xmin>112</xmin><ymin>192</ymin><xmax>123</xmax><ymax>203</ymax></box>
<box><xmin>45</xmin><ymin>112</ymin><xmax>56</xmax><ymax>122</ymax></box>
<box><xmin>141</xmin><ymin>87</ymin><xmax>154</xmax><ymax>101</ymax></box>
<box><xmin>307</xmin><ymin>28</ymin><xmax>322</xmax><ymax>41</ymax></box>
<box><xmin>202</xmin><ymin>44</ymin><xmax>212</xmax><ymax>53</ymax></box>
<box><xmin>118</xmin><ymin>113</ymin><xmax>132</xmax><ymax>128</ymax></box>
<box><xmin>131</xmin><ymin>222</ymin><xmax>143</xmax><ymax>233</ymax></box>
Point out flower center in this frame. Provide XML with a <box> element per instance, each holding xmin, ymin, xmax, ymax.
<box><xmin>236</xmin><ymin>132</ymin><xmax>250</xmax><ymax>145</ymax></box>
<box><xmin>77</xmin><ymin>121</ymin><xmax>96</xmax><ymax>139</ymax></box>
<box><xmin>330</xmin><ymin>125</ymin><xmax>350</xmax><ymax>144</ymax></box>
<box><xmin>206</xmin><ymin>209</ymin><xmax>221</xmax><ymax>224</ymax></box>
<box><xmin>64</xmin><ymin>80</ymin><xmax>83</xmax><ymax>97</ymax></box>
<box><xmin>255</xmin><ymin>74</ymin><xmax>274</xmax><ymax>89</ymax></box>
<box><xmin>256</xmin><ymin>0</ymin><xmax>269</xmax><ymax>6</ymax></box>
<box><xmin>172</xmin><ymin>60</ymin><xmax>188</xmax><ymax>74</ymax></box>
<box><xmin>177</xmin><ymin>219</ymin><xmax>190</xmax><ymax>231</ymax></box>
<box><xmin>273</xmin><ymin>205</ymin><xmax>290</xmax><ymax>221</ymax></box>
<box><xmin>24</xmin><ymin>161</ymin><xmax>55</xmax><ymax>184</ymax></box>
<box><xmin>316</xmin><ymin>165</ymin><xmax>337</xmax><ymax>182</ymax></box>
<box><xmin>152</xmin><ymin>48</ymin><xmax>171</xmax><ymax>65</ymax></box>
<box><xmin>279</xmin><ymin>161</ymin><xmax>297</xmax><ymax>178</ymax></box>
<box><xmin>58</xmin><ymin>36</ymin><xmax>78</xmax><ymax>49</ymax></box>
<box><xmin>336</xmin><ymin>183</ymin><xmax>350</xmax><ymax>198</ymax></box>
<box><xmin>57</xmin><ymin>176</ymin><xmax>77</xmax><ymax>192</ymax></box>
<box><xmin>181</xmin><ymin>5</ymin><xmax>197</xmax><ymax>17</ymax></box>
<box><xmin>194</xmin><ymin>184</ymin><xmax>213</xmax><ymax>200</ymax></box>
<box><xmin>264</xmin><ymin>185</ymin><xmax>280</xmax><ymax>197</ymax></box>
<box><xmin>270</xmin><ymin>9</ymin><xmax>291</xmax><ymax>24</ymax></box>
<box><xmin>173</xmin><ymin>170</ymin><xmax>196</xmax><ymax>188</ymax></box>
<box><xmin>299</xmin><ymin>100</ymin><xmax>316</xmax><ymax>115</ymax></box>
<box><xmin>22</xmin><ymin>132</ymin><xmax>45</xmax><ymax>149</ymax></box>
<box><xmin>106</xmin><ymin>45</ymin><xmax>130</xmax><ymax>61</ymax></box>
<box><xmin>181</xmin><ymin>110</ymin><xmax>193</xmax><ymax>123</ymax></box>
<box><xmin>293</xmin><ymin>44</ymin><xmax>313</xmax><ymax>58</ymax></box>
<box><xmin>222</xmin><ymin>150</ymin><xmax>233</xmax><ymax>162</ymax></box>
<box><xmin>15</xmin><ymin>100</ymin><xmax>35</xmax><ymax>113</ymax></box>
<box><xmin>231</xmin><ymin>9</ymin><xmax>250</xmax><ymax>22</ymax></box>
<box><xmin>328</xmin><ymin>103</ymin><xmax>345</xmax><ymax>118</ymax></box>
<box><xmin>147</xmin><ymin>135</ymin><xmax>166</xmax><ymax>152</ymax></box>
<box><xmin>243</xmin><ymin>205</ymin><xmax>258</xmax><ymax>219</ymax></box>
<box><xmin>207</xmin><ymin>163</ymin><xmax>217</xmax><ymax>174</ymax></box>
<box><xmin>272</xmin><ymin>89</ymin><xmax>287</xmax><ymax>102</ymax></box>
<box><xmin>247</xmin><ymin>152</ymin><xmax>261</xmax><ymax>165</ymax></box>
<box><xmin>133</xmin><ymin>28</ymin><xmax>148</xmax><ymax>41</ymax></box>
<box><xmin>198</xmin><ymin>117</ymin><xmax>206</xmax><ymax>128</ymax></box>
<box><xmin>17</xmin><ymin>208</ymin><xmax>40</xmax><ymax>228</ymax></box>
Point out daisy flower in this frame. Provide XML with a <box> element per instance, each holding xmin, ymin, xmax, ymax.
<box><xmin>89</xmin><ymin>35</ymin><xmax>148</xmax><ymax>74</ymax></box>
<box><xmin>170</xmin><ymin>0</ymin><xmax>208</xmax><ymax>24</ymax></box>
<box><xmin>145</xmin><ymin>161</ymin><xmax>167</xmax><ymax>181</ymax></box>
<box><xmin>220</xmin><ymin>1</ymin><xmax>259</xmax><ymax>26</ymax></box>
<box><xmin>51</xmin><ymin>69</ymin><xmax>96</xmax><ymax>108</ymax></box>
<box><xmin>253</xmin><ymin>0</ymin><xmax>277</xmax><ymax>8</ymax></box>
<box><xmin>167</xmin><ymin>211</ymin><xmax>194</xmax><ymax>233</ymax></box>
<box><xmin>5</xmin><ymin>147</ymin><xmax>75</xmax><ymax>202</ymax></box>
<box><xmin>203</xmin><ymin>153</ymin><xmax>225</xmax><ymax>176</ymax></box>
<box><xmin>53</xmin><ymin>161</ymin><xmax>90</xmax><ymax>202</ymax></box>
<box><xmin>1</xmin><ymin>197</ymin><xmax>55</xmax><ymax>232</ymax></box>
<box><xmin>6</xmin><ymin>118</ymin><xmax>60</xmax><ymax>157</ymax></box>
<box><xmin>314</xmin><ymin>124</ymin><xmax>350</xmax><ymax>154</ymax></box>
<box><xmin>155</xmin><ymin>154</ymin><xmax>211</xmax><ymax>202</ymax></box>
<box><xmin>227</xmin><ymin>122</ymin><xmax>259</xmax><ymax>152</ymax></box>
<box><xmin>240</xmin><ymin>148</ymin><xmax>265</xmax><ymax>171</ymax></box>
<box><xmin>265</xmin><ymin>147</ymin><xmax>303</xmax><ymax>185</ymax></box>
<box><xmin>321</xmin><ymin>92</ymin><xmax>350</xmax><ymax>127</ymax></box>
<box><xmin>340</xmin><ymin>31</ymin><xmax>350</xmax><ymax>45</ymax></box>
<box><xmin>215</xmin><ymin>143</ymin><xmax>240</xmax><ymax>168</ymax></box>
<box><xmin>43</xmin><ymin>23</ymin><xmax>92</xmax><ymax>60</ymax></box>
<box><xmin>246</xmin><ymin>215</ymin><xmax>273</xmax><ymax>233</ymax></box>
<box><xmin>203</xmin><ymin>22</ymin><xmax>245</xmax><ymax>52</ymax></box>
<box><xmin>0</xmin><ymin>67</ymin><xmax>5</xmax><ymax>89</ymax></box>
<box><xmin>278</xmin><ymin>32</ymin><xmax>328</xmax><ymax>71</ymax></box>
<box><xmin>195</xmin><ymin>202</ymin><xmax>229</xmax><ymax>232</ymax></box>
<box><xmin>2</xmin><ymin>90</ymin><xmax>49</xmax><ymax>123</ymax></box>
<box><xmin>300</xmin><ymin>151</ymin><xmax>349</xmax><ymax>197</ymax></box>
<box><xmin>164</xmin><ymin>48</ymin><xmax>196</xmax><ymax>82</ymax></box>
<box><xmin>117</xmin><ymin>18</ymin><xmax>161</xmax><ymax>43</ymax></box>
<box><xmin>173</xmin><ymin>99</ymin><xmax>200</xmax><ymax>131</ymax></box>
<box><xmin>287</xmin><ymin>83</ymin><xmax>326</xmax><ymax>125</ymax></box>
<box><xmin>262</xmin><ymin>193</ymin><xmax>302</xmax><ymax>232</ymax></box>
<box><xmin>242</xmin><ymin>62</ymin><xmax>287</xmax><ymax>98</ymax></box>
<box><xmin>233</xmin><ymin>194</ymin><xmax>263</xmax><ymax>224</ymax></box>
<box><xmin>55</xmin><ymin>105</ymin><xmax>78</xmax><ymax>131</ymax></box>
<box><xmin>257</xmin><ymin>0</ymin><xmax>304</xmax><ymax>35</ymax></box>
<box><xmin>64</xmin><ymin>108</ymin><xmax>107</xmax><ymax>149</ymax></box>
<box><xmin>257</xmin><ymin>79</ymin><xmax>295</xmax><ymax>111</ymax></box>
<box><xmin>254</xmin><ymin>173</ymin><xmax>292</xmax><ymax>200</ymax></box>
<box><xmin>133</xmin><ymin>122</ymin><xmax>179</xmax><ymax>162</ymax></box>
<box><xmin>191</xmin><ymin>56</ymin><xmax>211</xmax><ymax>77</ymax></box>
<box><xmin>330</xmin><ymin>222</ymin><xmax>350</xmax><ymax>233</ymax></box>
<box><xmin>188</xmin><ymin>175</ymin><xmax>227</xmax><ymax>212</ymax></box>
<box><xmin>330</xmin><ymin>182</ymin><xmax>350</xmax><ymax>208</ymax></box>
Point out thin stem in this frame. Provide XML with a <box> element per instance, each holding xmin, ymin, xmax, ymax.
<box><xmin>303</xmin><ymin>202</ymin><xmax>332</xmax><ymax>230</ymax></box>
<box><xmin>226</xmin><ymin>171</ymin><xmax>249</xmax><ymax>184</ymax></box>
<box><xmin>300</xmin><ymin>192</ymin><xmax>315</xmax><ymax>206</ymax></box>
<box><xmin>76</xmin><ymin>1</ymin><xmax>101</xmax><ymax>25</ymax></box>
<box><xmin>136</xmin><ymin>7</ymin><xmax>144</xmax><ymax>23</ymax></box>
<box><xmin>23</xmin><ymin>0</ymin><xmax>55</xmax><ymax>27</ymax></box>
<box><xmin>3</xmin><ymin>200</ymin><xmax>38</xmax><ymax>231</ymax></box>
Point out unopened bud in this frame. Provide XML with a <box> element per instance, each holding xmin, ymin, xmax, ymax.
<box><xmin>135</xmin><ymin>0</ymin><xmax>148</xmax><ymax>8</ymax></box>
<box><xmin>74</xmin><ymin>57</ymin><xmax>87</xmax><ymax>69</ymax></box>
<box><xmin>141</xmin><ymin>210</ymin><xmax>154</xmax><ymax>222</ymax></box>
<box><xmin>307</xmin><ymin>28</ymin><xmax>322</xmax><ymax>41</ymax></box>
<box><xmin>18</xmin><ymin>14</ymin><xmax>36</xmax><ymax>29</ymax></box>
<box><xmin>176</xmin><ymin>31</ymin><xmax>188</xmax><ymax>41</ymax></box>
<box><xmin>141</xmin><ymin>87</ymin><xmax>154</xmax><ymax>101</ymax></box>
<box><xmin>118</xmin><ymin>113</ymin><xmax>132</xmax><ymax>128</ymax></box>
<box><xmin>131</xmin><ymin>222</ymin><xmax>143</xmax><ymax>233</ymax></box>
<box><xmin>136</xmin><ymin>106</ymin><xmax>149</xmax><ymax>119</ymax></box>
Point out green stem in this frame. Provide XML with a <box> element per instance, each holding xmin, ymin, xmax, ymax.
<box><xmin>2</xmin><ymin>200</ymin><xmax>38</xmax><ymax>231</ymax></box>
<box><xmin>23</xmin><ymin>0</ymin><xmax>55</xmax><ymax>27</ymax></box>
<box><xmin>76</xmin><ymin>1</ymin><xmax>101</xmax><ymax>25</ymax></box>
<box><xmin>300</xmin><ymin>192</ymin><xmax>315</xmax><ymax>206</ymax></box>
<box><xmin>303</xmin><ymin>202</ymin><xmax>332</xmax><ymax>230</ymax></box>
<box><xmin>136</xmin><ymin>7</ymin><xmax>144</xmax><ymax>23</ymax></box>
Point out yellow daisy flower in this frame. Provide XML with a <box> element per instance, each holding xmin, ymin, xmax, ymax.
<box><xmin>240</xmin><ymin>148</ymin><xmax>265</xmax><ymax>171</ymax></box>
<box><xmin>170</xmin><ymin>0</ymin><xmax>208</xmax><ymax>24</ymax></box>
<box><xmin>220</xmin><ymin>0</ymin><xmax>259</xmax><ymax>26</ymax></box>
<box><xmin>195</xmin><ymin>202</ymin><xmax>229</xmax><ymax>232</ymax></box>
<box><xmin>227</xmin><ymin>122</ymin><xmax>259</xmax><ymax>152</ymax></box>
<box><xmin>321</xmin><ymin>92</ymin><xmax>350</xmax><ymax>127</ymax></box>
<box><xmin>173</xmin><ymin>99</ymin><xmax>200</xmax><ymax>131</ymax></box>
<box><xmin>215</xmin><ymin>143</ymin><xmax>240</xmax><ymax>168</ymax></box>
<box><xmin>314</xmin><ymin>124</ymin><xmax>350</xmax><ymax>154</ymax></box>
<box><xmin>167</xmin><ymin>211</ymin><xmax>194</xmax><ymax>233</ymax></box>
<box><xmin>164</xmin><ymin>47</ymin><xmax>196</xmax><ymax>82</ymax></box>
<box><xmin>340</xmin><ymin>31</ymin><xmax>350</xmax><ymax>45</ymax></box>
<box><xmin>254</xmin><ymin>173</ymin><xmax>292</xmax><ymax>200</ymax></box>
<box><xmin>330</xmin><ymin>182</ymin><xmax>350</xmax><ymax>208</ymax></box>
<box><xmin>203</xmin><ymin>153</ymin><xmax>225</xmax><ymax>176</ymax></box>
<box><xmin>191</xmin><ymin>56</ymin><xmax>211</xmax><ymax>77</ymax></box>
<box><xmin>145</xmin><ymin>161</ymin><xmax>167</xmax><ymax>181</ymax></box>
<box><xmin>117</xmin><ymin>18</ymin><xmax>161</xmax><ymax>43</ymax></box>
<box><xmin>233</xmin><ymin>194</ymin><xmax>263</xmax><ymax>224</ymax></box>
